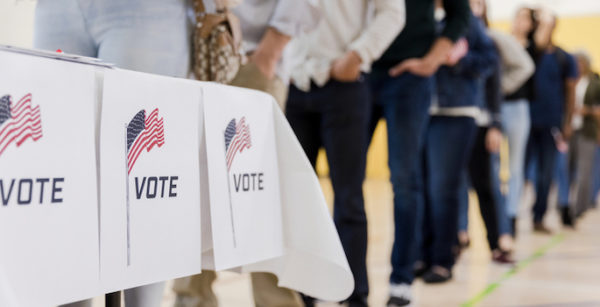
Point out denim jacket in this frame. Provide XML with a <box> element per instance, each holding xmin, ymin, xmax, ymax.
<box><xmin>435</xmin><ymin>15</ymin><xmax>498</xmax><ymax>108</ymax></box>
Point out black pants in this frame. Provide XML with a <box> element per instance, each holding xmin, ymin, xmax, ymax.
<box><xmin>468</xmin><ymin>127</ymin><xmax>501</xmax><ymax>251</ymax></box>
<box><xmin>286</xmin><ymin>79</ymin><xmax>370</xmax><ymax>301</ymax></box>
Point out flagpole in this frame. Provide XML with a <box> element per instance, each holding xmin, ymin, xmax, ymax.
<box><xmin>225</xmin><ymin>135</ymin><xmax>237</xmax><ymax>249</ymax></box>
<box><xmin>125</xmin><ymin>124</ymin><xmax>131</xmax><ymax>266</ymax></box>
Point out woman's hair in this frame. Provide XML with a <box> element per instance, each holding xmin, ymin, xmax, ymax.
<box><xmin>517</xmin><ymin>6</ymin><xmax>539</xmax><ymax>42</ymax></box>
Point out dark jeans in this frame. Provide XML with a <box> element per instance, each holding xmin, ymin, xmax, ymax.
<box><xmin>421</xmin><ymin>116</ymin><xmax>477</xmax><ymax>270</ymax></box>
<box><xmin>286</xmin><ymin>79</ymin><xmax>370</xmax><ymax>301</ymax></box>
<box><xmin>526</xmin><ymin>126</ymin><xmax>559</xmax><ymax>223</ymax></box>
<box><xmin>368</xmin><ymin>71</ymin><xmax>433</xmax><ymax>285</ymax></box>
<box><xmin>467</xmin><ymin>127</ymin><xmax>510</xmax><ymax>251</ymax></box>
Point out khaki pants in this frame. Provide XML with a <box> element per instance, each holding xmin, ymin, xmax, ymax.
<box><xmin>172</xmin><ymin>62</ymin><xmax>301</xmax><ymax>307</ymax></box>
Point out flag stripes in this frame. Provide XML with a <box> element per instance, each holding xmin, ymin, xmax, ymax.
<box><xmin>127</xmin><ymin>108</ymin><xmax>164</xmax><ymax>174</ymax></box>
<box><xmin>0</xmin><ymin>94</ymin><xmax>43</xmax><ymax>157</ymax></box>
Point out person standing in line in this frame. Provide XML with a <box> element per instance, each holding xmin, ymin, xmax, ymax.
<box><xmin>502</xmin><ymin>6</ymin><xmax>538</xmax><ymax>237</ymax></box>
<box><xmin>525</xmin><ymin>8</ymin><xmax>578</xmax><ymax>234</ymax></box>
<box><xmin>366</xmin><ymin>0</ymin><xmax>471</xmax><ymax>305</ymax></box>
<box><xmin>457</xmin><ymin>0</ymin><xmax>535</xmax><ymax>263</ymax></box>
<box><xmin>418</xmin><ymin>4</ymin><xmax>498</xmax><ymax>283</ymax></box>
<box><xmin>284</xmin><ymin>0</ymin><xmax>406</xmax><ymax>306</ymax></box>
<box><xmin>559</xmin><ymin>51</ymin><xmax>600</xmax><ymax>224</ymax></box>
<box><xmin>172</xmin><ymin>1</ymin><xmax>320</xmax><ymax>307</ymax></box>
<box><xmin>34</xmin><ymin>1</ymin><xmax>193</xmax><ymax>306</ymax></box>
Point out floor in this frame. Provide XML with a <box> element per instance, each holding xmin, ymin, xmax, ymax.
<box><xmin>91</xmin><ymin>178</ymin><xmax>600</xmax><ymax>307</ymax></box>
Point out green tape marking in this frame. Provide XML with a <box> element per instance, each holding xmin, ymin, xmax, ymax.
<box><xmin>461</xmin><ymin>234</ymin><xmax>566</xmax><ymax>307</ymax></box>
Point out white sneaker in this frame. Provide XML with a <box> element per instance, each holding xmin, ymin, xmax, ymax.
<box><xmin>387</xmin><ymin>283</ymin><xmax>412</xmax><ymax>306</ymax></box>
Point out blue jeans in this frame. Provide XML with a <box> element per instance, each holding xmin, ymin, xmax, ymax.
<box><xmin>501</xmin><ymin>100</ymin><xmax>531</xmax><ymax>218</ymax></box>
<box><xmin>368</xmin><ymin>71</ymin><xmax>433</xmax><ymax>285</ymax></box>
<box><xmin>286</xmin><ymin>79</ymin><xmax>370</xmax><ymax>301</ymax></box>
<box><xmin>34</xmin><ymin>1</ymin><xmax>190</xmax><ymax>306</ymax></box>
<box><xmin>421</xmin><ymin>116</ymin><xmax>477</xmax><ymax>269</ymax></box>
<box><xmin>526</xmin><ymin>126</ymin><xmax>559</xmax><ymax>223</ymax></box>
<box><xmin>34</xmin><ymin>0</ymin><xmax>191</xmax><ymax>77</ymax></box>
<box><xmin>556</xmin><ymin>150</ymin><xmax>572</xmax><ymax>207</ymax></box>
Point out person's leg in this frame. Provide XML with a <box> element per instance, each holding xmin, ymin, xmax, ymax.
<box><xmin>556</xmin><ymin>151</ymin><xmax>570</xmax><ymax>207</ymax></box>
<box><xmin>284</xmin><ymin>84</ymin><xmax>323</xmax><ymax>307</ymax></box>
<box><xmin>468</xmin><ymin>127</ymin><xmax>500</xmax><ymax>251</ymax></box>
<box><xmin>573</xmin><ymin>136</ymin><xmax>597</xmax><ymax>217</ymax></box>
<box><xmin>373</xmin><ymin>72</ymin><xmax>432</xmax><ymax>287</ymax></box>
<box><xmin>172</xmin><ymin>271</ymin><xmax>218</xmax><ymax>307</ymax></box>
<box><xmin>229</xmin><ymin>60</ymin><xmax>302</xmax><ymax>307</ymax></box>
<box><xmin>591</xmin><ymin>146</ymin><xmax>600</xmax><ymax>208</ymax></box>
<box><xmin>500</xmin><ymin>100</ymin><xmax>531</xmax><ymax>219</ymax></box>
<box><xmin>250</xmin><ymin>273</ymin><xmax>303</xmax><ymax>307</ymax></box>
<box><xmin>124</xmin><ymin>282</ymin><xmax>165</xmax><ymax>307</ymax></box>
<box><xmin>425</xmin><ymin>116</ymin><xmax>477</xmax><ymax>275</ymax></box>
<box><xmin>285</xmin><ymin>84</ymin><xmax>322</xmax><ymax>168</ymax></box>
<box><xmin>318</xmin><ymin>79</ymin><xmax>370</xmax><ymax>304</ymax></box>
<box><xmin>532</xmin><ymin>127</ymin><xmax>558</xmax><ymax>226</ymax></box>
<box><xmin>457</xmin><ymin>172</ymin><xmax>470</xmax><ymax>234</ymax></box>
<box><xmin>34</xmin><ymin>0</ymin><xmax>97</xmax><ymax>57</ymax></box>
<box><xmin>89</xmin><ymin>0</ymin><xmax>192</xmax><ymax>78</ymax></box>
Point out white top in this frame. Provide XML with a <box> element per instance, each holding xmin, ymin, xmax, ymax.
<box><xmin>286</xmin><ymin>0</ymin><xmax>406</xmax><ymax>91</ymax></box>
<box><xmin>574</xmin><ymin>76</ymin><xmax>590</xmax><ymax>130</ymax></box>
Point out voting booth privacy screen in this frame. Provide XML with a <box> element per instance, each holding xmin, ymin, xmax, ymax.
<box><xmin>0</xmin><ymin>47</ymin><xmax>353</xmax><ymax>307</ymax></box>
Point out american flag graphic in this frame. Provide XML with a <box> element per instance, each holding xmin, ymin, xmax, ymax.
<box><xmin>126</xmin><ymin>108</ymin><xmax>164</xmax><ymax>174</ymax></box>
<box><xmin>224</xmin><ymin>117</ymin><xmax>251</xmax><ymax>171</ymax></box>
<box><xmin>0</xmin><ymin>94</ymin><xmax>43</xmax><ymax>157</ymax></box>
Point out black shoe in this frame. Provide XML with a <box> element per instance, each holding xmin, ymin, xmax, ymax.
<box><xmin>560</xmin><ymin>206</ymin><xmax>575</xmax><ymax>228</ymax></box>
<box><xmin>533</xmin><ymin>222</ymin><xmax>552</xmax><ymax>234</ymax></box>
<box><xmin>347</xmin><ymin>296</ymin><xmax>369</xmax><ymax>307</ymax></box>
<box><xmin>413</xmin><ymin>261</ymin><xmax>428</xmax><ymax>278</ymax></box>
<box><xmin>301</xmin><ymin>294</ymin><xmax>315</xmax><ymax>307</ymax></box>
<box><xmin>423</xmin><ymin>266</ymin><xmax>452</xmax><ymax>284</ymax></box>
<box><xmin>387</xmin><ymin>296</ymin><xmax>410</xmax><ymax>307</ymax></box>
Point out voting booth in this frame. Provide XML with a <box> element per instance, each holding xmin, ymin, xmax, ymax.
<box><xmin>0</xmin><ymin>46</ymin><xmax>353</xmax><ymax>307</ymax></box>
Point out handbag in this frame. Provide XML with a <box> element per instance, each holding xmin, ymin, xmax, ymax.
<box><xmin>192</xmin><ymin>0</ymin><xmax>244</xmax><ymax>83</ymax></box>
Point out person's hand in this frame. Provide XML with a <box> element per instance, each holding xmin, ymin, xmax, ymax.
<box><xmin>445</xmin><ymin>38</ymin><xmax>469</xmax><ymax>67</ymax></box>
<box><xmin>249</xmin><ymin>28</ymin><xmax>291</xmax><ymax>80</ymax></box>
<box><xmin>249</xmin><ymin>51</ymin><xmax>278</xmax><ymax>80</ymax></box>
<box><xmin>330</xmin><ymin>51</ymin><xmax>362</xmax><ymax>82</ymax></box>
<box><xmin>389</xmin><ymin>57</ymin><xmax>438</xmax><ymax>77</ymax></box>
<box><xmin>486</xmin><ymin>127</ymin><xmax>503</xmax><ymax>153</ymax></box>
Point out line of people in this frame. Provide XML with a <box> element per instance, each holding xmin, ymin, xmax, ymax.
<box><xmin>33</xmin><ymin>0</ymin><xmax>600</xmax><ymax>306</ymax></box>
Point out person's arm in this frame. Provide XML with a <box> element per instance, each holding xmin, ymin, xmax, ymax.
<box><xmin>389</xmin><ymin>0</ymin><xmax>470</xmax><ymax>77</ymax></box>
<box><xmin>451</xmin><ymin>18</ymin><xmax>498</xmax><ymax>79</ymax></box>
<box><xmin>563</xmin><ymin>54</ymin><xmax>580</xmax><ymax>139</ymax></box>
<box><xmin>563</xmin><ymin>78</ymin><xmax>577</xmax><ymax>139</ymax></box>
<box><xmin>333</xmin><ymin>0</ymin><xmax>406</xmax><ymax>81</ymax></box>
<box><xmin>250</xmin><ymin>28</ymin><xmax>291</xmax><ymax>79</ymax></box>
<box><xmin>250</xmin><ymin>0</ymin><xmax>320</xmax><ymax>79</ymax></box>
<box><xmin>485</xmin><ymin>59</ymin><xmax>504</xmax><ymax>153</ymax></box>
<box><xmin>489</xmin><ymin>30</ymin><xmax>535</xmax><ymax>95</ymax></box>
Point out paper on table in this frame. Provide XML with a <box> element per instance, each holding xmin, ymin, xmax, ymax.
<box><xmin>202</xmin><ymin>83</ymin><xmax>284</xmax><ymax>270</ymax></box>
<box><xmin>0</xmin><ymin>263</ymin><xmax>17</xmax><ymax>307</ymax></box>
<box><xmin>239</xmin><ymin>97</ymin><xmax>354</xmax><ymax>302</ymax></box>
<box><xmin>0</xmin><ymin>50</ymin><xmax>102</xmax><ymax>307</ymax></box>
<box><xmin>99</xmin><ymin>69</ymin><xmax>203</xmax><ymax>293</ymax></box>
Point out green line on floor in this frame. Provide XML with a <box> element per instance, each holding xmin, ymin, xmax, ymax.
<box><xmin>461</xmin><ymin>233</ymin><xmax>566</xmax><ymax>307</ymax></box>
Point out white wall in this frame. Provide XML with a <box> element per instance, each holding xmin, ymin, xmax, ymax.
<box><xmin>487</xmin><ymin>0</ymin><xmax>600</xmax><ymax>21</ymax></box>
<box><xmin>0</xmin><ymin>0</ymin><xmax>36</xmax><ymax>48</ymax></box>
